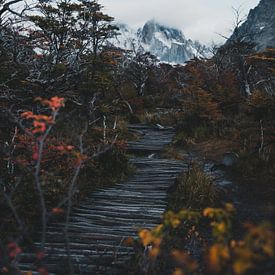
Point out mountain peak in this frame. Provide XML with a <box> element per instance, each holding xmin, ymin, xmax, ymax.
<box><xmin>109</xmin><ymin>19</ymin><xmax>211</xmax><ymax>64</ymax></box>
<box><xmin>141</xmin><ymin>19</ymin><xmax>185</xmax><ymax>46</ymax></box>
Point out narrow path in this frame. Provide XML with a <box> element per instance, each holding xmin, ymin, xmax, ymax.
<box><xmin>20</xmin><ymin>124</ymin><xmax>185</xmax><ymax>274</ymax></box>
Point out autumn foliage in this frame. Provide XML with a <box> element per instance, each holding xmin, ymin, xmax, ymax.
<box><xmin>136</xmin><ymin>205</ymin><xmax>275</xmax><ymax>275</ymax></box>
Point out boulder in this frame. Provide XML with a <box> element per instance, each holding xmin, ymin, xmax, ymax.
<box><xmin>222</xmin><ymin>152</ymin><xmax>239</xmax><ymax>167</ymax></box>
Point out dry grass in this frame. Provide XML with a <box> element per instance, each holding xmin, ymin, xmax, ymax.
<box><xmin>138</xmin><ymin>110</ymin><xmax>183</xmax><ymax>126</ymax></box>
<box><xmin>190</xmin><ymin>138</ymin><xmax>239</xmax><ymax>163</ymax></box>
<box><xmin>161</xmin><ymin>146</ymin><xmax>185</xmax><ymax>160</ymax></box>
<box><xmin>170</xmin><ymin>164</ymin><xmax>219</xmax><ymax>211</ymax></box>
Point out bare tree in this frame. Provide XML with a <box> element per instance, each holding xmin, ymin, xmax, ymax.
<box><xmin>125</xmin><ymin>50</ymin><xmax>157</xmax><ymax>96</ymax></box>
<box><xmin>214</xmin><ymin>6</ymin><xmax>256</xmax><ymax>97</ymax></box>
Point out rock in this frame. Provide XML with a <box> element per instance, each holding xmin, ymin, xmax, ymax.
<box><xmin>222</xmin><ymin>152</ymin><xmax>239</xmax><ymax>167</ymax></box>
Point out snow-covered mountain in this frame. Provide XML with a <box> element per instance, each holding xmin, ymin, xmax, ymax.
<box><xmin>109</xmin><ymin>19</ymin><xmax>211</xmax><ymax>64</ymax></box>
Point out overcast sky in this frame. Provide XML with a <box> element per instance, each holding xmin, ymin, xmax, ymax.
<box><xmin>100</xmin><ymin>0</ymin><xmax>260</xmax><ymax>45</ymax></box>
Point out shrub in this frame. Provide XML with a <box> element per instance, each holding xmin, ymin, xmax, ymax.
<box><xmin>132</xmin><ymin>205</ymin><xmax>275</xmax><ymax>275</ymax></box>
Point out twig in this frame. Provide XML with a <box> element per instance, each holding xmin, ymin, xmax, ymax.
<box><xmin>259</xmin><ymin>120</ymin><xmax>264</xmax><ymax>155</ymax></box>
<box><xmin>34</xmin><ymin>110</ymin><xmax>58</xmax><ymax>250</ymax></box>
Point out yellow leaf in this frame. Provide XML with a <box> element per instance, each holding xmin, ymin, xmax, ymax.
<box><xmin>171</xmin><ymin>217</ymin><xmax>181</xmax><ymax>228</ymax></box>
<box><xmin>233</xmin><ymin>260</ymin><xmax>253</xmax><ymax>275</ymax></box>
<box><xmin>154</xmin><ymin>224</ymin><xmax>164</xmax><ymax>234</ymax></box>
<box><xmin>208</xmin><ymin>244</ymin><xmax>230</xmax><ymax>273</ymax></box>
<box><xmin>139</xmin><ymin>229</ymin><xmax>152</xmax><ymax>246</ymax></box>
<box><xmin>217</xmin><ymin>222</ymin><xmax>227</xmax><ymax>234</ymax></box>
<box><xmin>225</xmin><ymin>203</ymin><xmax>235</xmax><ymax>213</ymax></box>
<box><xmin>203</xmin><ymin>208</ymin><xmax>213</xmax><ymax>217</ymax></box>
<box><xmin>173</xmin><ymin>268</ymin><xmax>185</xmax><ymax>275</ymax></box>
<box><xmin>149</xmin><ymin>247</ymin><xmax>160</xmax><ymax>258</ymax></box>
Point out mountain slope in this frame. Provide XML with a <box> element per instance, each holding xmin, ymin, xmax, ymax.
<box><xmin>230</xmin><ymin>0</ymin><xmax>275</xmax><ymax>51</ymax></box>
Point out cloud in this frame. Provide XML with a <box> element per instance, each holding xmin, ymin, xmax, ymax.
<box><xmin>100</xmin><ymin>0</ymin><xmax>260</xmax><ymax>44</ymax></box>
